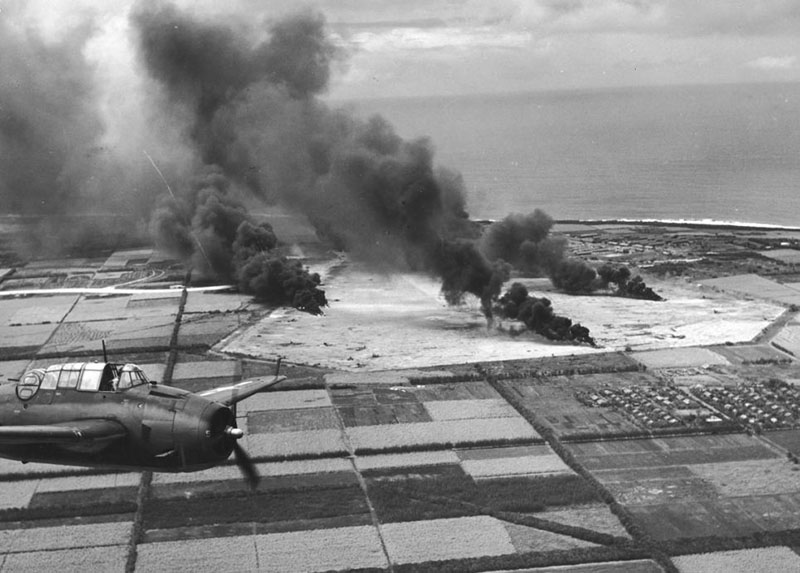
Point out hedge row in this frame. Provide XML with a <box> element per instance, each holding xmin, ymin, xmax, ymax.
<box><xmin>393</xmin><ymin>546</ymin><xmax>652</xmax><ymax>573</ymax></box>
<box><xmin>662</xmin><ymin>529</ymin><xmax>800</xmax><ymax>556</ymax></box>
<box><xmin>561</xmin><ymin>422</ymin><xmax>743</xmax><ymax>443</ymax></box>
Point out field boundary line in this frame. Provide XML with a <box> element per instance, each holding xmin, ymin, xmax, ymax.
<box><xmin>327</xmin><ymin>382</ymin><xmax>394</xmax><ymax>572</ymax></box>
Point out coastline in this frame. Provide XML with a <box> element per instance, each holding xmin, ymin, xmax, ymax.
<box><xmin>554</xmin><ymin>218</ymin><xmax>800</xmax><ymax>232</ymax></box>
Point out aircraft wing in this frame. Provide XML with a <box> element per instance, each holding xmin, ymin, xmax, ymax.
<box><xmin>196</xmin><ymin>375</ymin><xmax>286</xmax><ymax>406</ymax></box>
<box><xmin>0</xmin><ymin>419</ymin><xmax>127</xmax><ymax>445</ymax></box>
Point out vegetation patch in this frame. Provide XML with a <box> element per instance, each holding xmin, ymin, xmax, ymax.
<box><xmin>142</xmin><ymin>484</ymin><xmax>369</xmax><ymax>529</ymax></box>
<box><xmin>629</xmin><ymin>501</ymin><xmax>763</xmax><ymax>541</ymax></box>
<box><xmin>537</xmin><ymin>504</ymin><xmax>631</xmax><ymax>539</ymax></box>
<box><xmin>391</xmin><ymin>545</ymin><xmax>650</xmax><ymax>572</ymax></box>
<box><xmin>245</xmin><ymin>428</ymin><xmax>348</xmax><ymax>458</ymax></box>
<box><xmin>143</xmin><ymin>513</ymin><xmax>372</xmax><ymax>543</ymax></box>
<box><xmin>462</xmin><ymin>453</ymin><xmax>573</xmax><ymax>479</ymax></box>
<box><xmin>569</xmin><ymin>434</ymin><xmax>778</xmax><ymax>470</ymax></box>
<box><xmin>504</xmin><ymin>521</ymin><xmax>599</xmax><ymax>552</ymax></box>
<box><xmin>355</xmin><ymin>450</ymin><xmax>460</xmax><ymax>472</ymax></box>
<box><xmin>1</xmin><ymin>545</ymin><xmax>130</xmax><ymax>572</ymax></box>
<box><xmin>0</xmin><ymin>503</ymin><xmax>136</xmax><ymax>524</ymax></box>
<box><xmin>347</xmin><ymin>418</ymin><xmax>540</xmax><ymax>452</ymax></box>
<box><xmin>632</xmin><ymin>347</ymin><xmax>729</xmax><ymax>370</ymax></box>
<box><xmin>688</xmin><ymin>459</ymin><xmax>800</xmax><ymax>497</ymax></box>
<box><xmin>151</xmin><ymin>471</ymin><xmax>358</xmax><ymax>500</ymax></box>
<box><xmin>423</xmin><ymin>399</ymin><xmax>520</xmax><ymax>421</ymax></box>
<box><xmin>365</xmin><ymin>471</ymin><xmax>600</xmax><ymax>523</ymax></box>
<box><xmin>28</xmin><ymin>487</ymin><xmax>139</xmax><ymax>510</ymax></box>
<box><xmin>672</xmin><ymin>546</ymin><xmax>800</xmax><ymax>573</ymax></box>
<box><xmin>382</xmin><ymin>516</ymin><xmax>516</xmax><ymax>564</ymax></box>
<box><xmin>764</xmin><ymin>429</ymin><xmax>800</xmax><ymax>455</ymax></box>
<box><xmin>0</xmin><ymin>520</ymin><xmax>133</xmax><ymax>553</ymax></box>
<box><xmin>478</xmin><ymin>352</ymin><xmax>642</xmax><ymax>380</ymax></box>
<box><xmin>253</xmin><ymin>525</ymin><xmax>388</xmax><ymax>572</ymax></box>
<box><xmin>246</xmin><ymin>407</ymin><xmax>340</xmax><ymax>433</ymax></box>
<box><xmin>337</xmin><ymin>402</ymin><xmax>432</xmax><ymax>427</ymax></box>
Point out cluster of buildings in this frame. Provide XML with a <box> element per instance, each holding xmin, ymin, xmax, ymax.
<box><xmin>689</xmin><ymin>382</ymin><xmax>800</xmax><ymax>431</ymax></box>
<box><xmin>576</xmin><ymin>380</ymin><xmax>800</xmax><ymax>433</ymax></box>
<box><xmin>576</xmin><ymin>385</ymin><xmax>718</xmax><ymax>429</ymax></box>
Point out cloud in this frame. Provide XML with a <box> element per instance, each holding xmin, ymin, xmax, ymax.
<box><xmin>746</xmin><ymin>55</ymin><xmax>797</xmax><ymax>70</ymax></box>
<box><xmin>349</xmin><ymin>25</ymin><xmax>530</xmax><ymax>53</ymax></box>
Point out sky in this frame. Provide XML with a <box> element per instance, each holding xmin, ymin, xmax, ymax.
<box><xmin>4</xmin><ymin>0</ymin><xmax>800</xmax><ymax>100</ymax></box>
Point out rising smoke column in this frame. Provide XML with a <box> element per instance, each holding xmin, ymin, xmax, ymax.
<box><xmin>494</xmin><ymin>282</ymin><xmax>595</xmax><ymax>345</ymax></box>
<box><xmin>132</xmin><ymin>2</ymin><xmax>506</xmax><ymax>318</ymax></box>
<box><xmin>481</xmin><ymin>210</ymin><xmax>566</xmax><ymax>276</ymax></box>
<box><xmin>481</xmin><ymin>211</ymin><xmax>597</xmax><ymax>292</ymax></box>
<box><xmin>597</xmin><ymin>264</ymin><xmax>663</xmax><ymax>301</ymax></box>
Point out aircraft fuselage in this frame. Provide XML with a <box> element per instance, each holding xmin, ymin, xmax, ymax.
<box><xmin>0</xmin><ymin>371</ymin><xmax>236</xmax><ymax>472</ymax></box>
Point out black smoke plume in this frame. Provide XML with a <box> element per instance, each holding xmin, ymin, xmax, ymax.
<box><xmin>494</xmin><ymin>283</ymin><xmax>595</xmax><ymax>345</ymax></box>
<box><xmin>482</xmin><ymin>212</ymin><xmax>662</xmax><ymax>299</ymax></box>
<box><xmin>481</xmin><ymin>211</ymin><xmax>594</xmax><ymax>291</ymax></box>
<box><xmin>481</xmin><ymin>209</ymin><xmax>565</xmax><ymax>275</ymax></box>
<box><xmin>4</xmin><ymin>2</ymin><xmax>510</xmax><ymax>318</ymax></box>
<box><xmin>132</xmin><ymin>3</ymin><xmax>505</xmax><ymax>318</ymax></box>
<box><xmin>597</xmin><ymin>264</ymin><xmax>663</xmax><ymax>301</ymax></box>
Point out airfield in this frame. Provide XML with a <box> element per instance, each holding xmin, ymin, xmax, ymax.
<box><xmin>2</xmin><ymin>223</ymin><xmax>800</xmax><ymax>572</ymax></box>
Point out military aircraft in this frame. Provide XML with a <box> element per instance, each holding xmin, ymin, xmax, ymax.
<box><xmin>0</xmin><ymin>361</ymin><xmax>285</xmax><ymax>487</ymax></box>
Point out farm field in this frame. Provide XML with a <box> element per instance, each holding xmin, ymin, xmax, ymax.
<box><xmin>568</xmin><ymin>433</ymin><xmax>800</xmax><ymax>543</ymax></box>
<box><xmin>2</xmin><ymin>235</ymin><xmax>800</xmax><ymax>571</ymax></box>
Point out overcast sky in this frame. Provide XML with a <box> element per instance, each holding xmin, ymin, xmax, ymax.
<box><xmin>318</xmin><ymin>0</ymin><xmax>800</xmax><ymax>99</ymax></box>
<box><xmin>8</xmin><ymin>0</ymin><xmax>800</xmax><ymax>100</ymax></box>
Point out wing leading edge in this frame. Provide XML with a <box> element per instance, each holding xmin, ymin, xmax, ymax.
<box><xmin>0</xmin><ymin>419</ymin><xmax>127</xmax><ymax>445</ymax></box>
<box><xmin>196</xmin><ymin>375</ymin><xmax>286</xmax><ymax>406</ymax></box>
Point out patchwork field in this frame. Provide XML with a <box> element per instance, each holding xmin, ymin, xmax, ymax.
<box><xmin>567</xmin><ymin>433</ymin><xmax>800</xmax><ymax>543</ymax></box>
<box><xmin>3</xmin><ymin>245</ymin><xmax>800</xmax><ymax>571</ymax></box>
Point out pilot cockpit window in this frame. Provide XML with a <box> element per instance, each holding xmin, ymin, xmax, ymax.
<box><xmin>58</xmin><ymin>364</ymin><xmax>81</xmax><ymax>389</ymax></box>
<box><xmin>117</xmin><ymin>365</ymin><xmax>149</xmax><ymax>390</ymax></box>
<box><xmin>40</xmin><ymin>367</ymin><xmax>60</xmax><ymax>391</ymax></box>
<box><xmin>79</xmin><ymin>364</ymin><xmax>105</xmax><ymax>392</ymax></box>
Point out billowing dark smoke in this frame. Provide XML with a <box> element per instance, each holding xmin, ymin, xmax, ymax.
<box><xmin>494</xmin><ymin>283</ymin><xmax>595</xmax><ymax>345</ymax></box>
<box><xmin>481</xmin><ymin>211</ymin><xmax>595</xmax><ymax>291</ymax></box>
<box><xmin>481</xmin><ymin>210</ymin><xmax>566</xmax><ymax>275</ymax></box>
<box><xmin>132</xmin><ymin>3</ymin><xmax>505</xmax><ymax>317</ymax></box>
<box><xmin>597</xmin><ymin>264</ymin><xmax>663</xmax><ymax>301</ymax></box>
<box><xmin>549</xmin><ymin>258</ymin><xmax>598</xmax><ymax>293</ymax></box>
<box><xmin>482</xmin><ymin>212</ymin><xmax>663</xmax><ymax>299</ymax></box>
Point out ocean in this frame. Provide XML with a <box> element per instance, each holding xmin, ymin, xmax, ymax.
<box><xmin>347</xmin><ymin>82</ymin><xmax>800</xmax><ymax>227</ymax></box>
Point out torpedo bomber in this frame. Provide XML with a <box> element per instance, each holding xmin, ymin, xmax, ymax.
<box><xmin>0</xmin><ymin>361</ymin><xmax>284</xmax><ymax>486</ymax></box>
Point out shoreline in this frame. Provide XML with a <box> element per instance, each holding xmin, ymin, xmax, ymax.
<box><xmin>555</xmin><ymin>218</ymin><xmax>800</xmax><ymax>232</ymax></box>
<box><xmin>474</xmin><ymin>216</ymin><xmax>800</xmax><ymax>232</ymax></box>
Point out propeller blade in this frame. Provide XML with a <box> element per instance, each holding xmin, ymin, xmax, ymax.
<box><xmin>233</xmin><ymin>441</ymin><xmax>259</xmax><ymax>490</ymax></box>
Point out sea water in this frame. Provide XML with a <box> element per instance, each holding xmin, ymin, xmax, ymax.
<box><xmin>347</xmin><ymin>82</ymin><xmax>800</xmax><ymax>227</ymax></box>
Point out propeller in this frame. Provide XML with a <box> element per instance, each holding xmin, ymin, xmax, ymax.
<box><xmin>233</xmin><ymin>440</ymin><xmax>259</xmax><ymax>490</ymax></box>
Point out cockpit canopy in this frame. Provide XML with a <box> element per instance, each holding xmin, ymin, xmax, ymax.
<box><xmin>17</xmin><ymin>362</ymin><xmax>152</xmax><ymax>400</ymax></box>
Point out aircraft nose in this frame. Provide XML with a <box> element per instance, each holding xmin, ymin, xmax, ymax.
<box><xmin>199</xmin><ymin>402</ymin><xmax>238</xmax><ymax>457</ymax></box>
